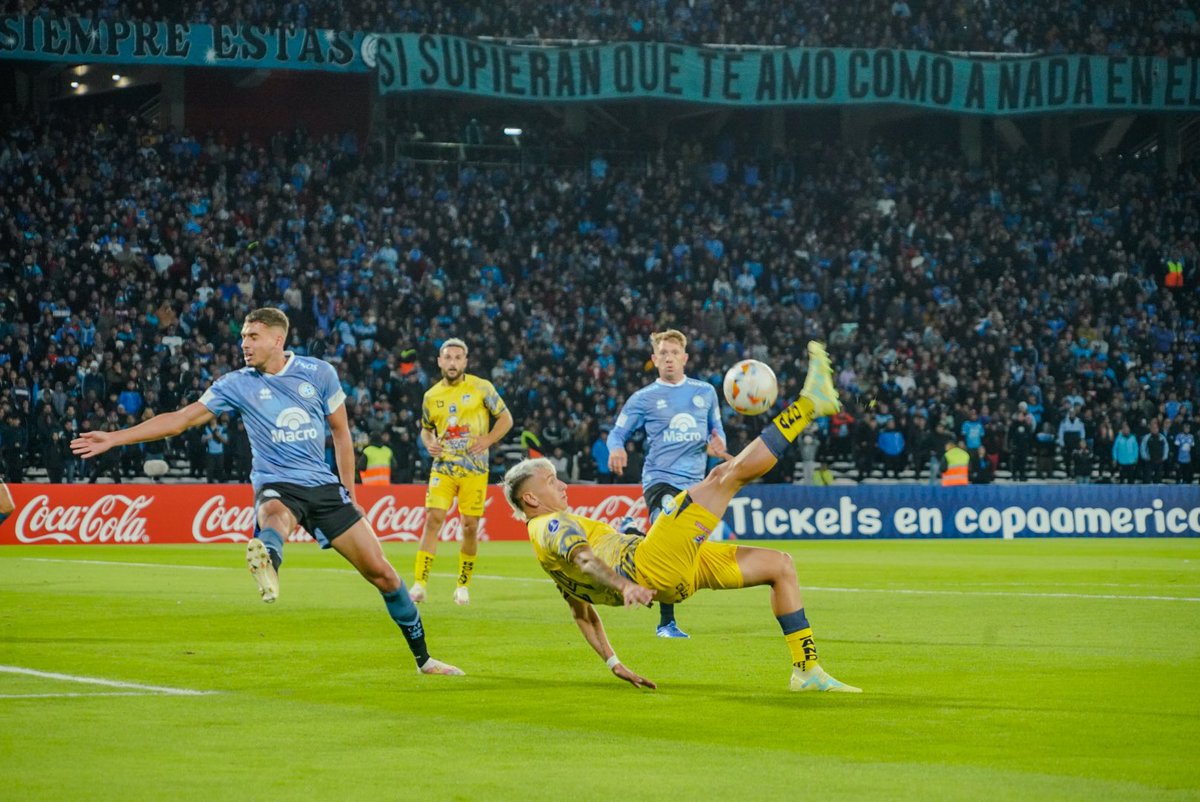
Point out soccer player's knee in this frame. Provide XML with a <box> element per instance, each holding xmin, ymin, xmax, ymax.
<box><xmin>775</xmin><ymin>550</ymin><xmax>798</xmax><ymax>583</ymax></box>
<box><xmin>369</xmin><ymin>561</ymin><xmax>402</xmax><ymax>593</ymax></box>
<box><xmin>709</xmin><ymin>461</ymin><xmax>737</xmax><ymax>487</ymax></box>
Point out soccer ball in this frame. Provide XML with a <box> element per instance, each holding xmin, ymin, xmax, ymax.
<box><xmin>723</xmin><ymin>359</ymin><xmax>778</xmax><ymax>415</ymax></box>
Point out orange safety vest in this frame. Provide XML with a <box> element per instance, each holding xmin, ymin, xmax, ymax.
<box><xmin>361</xmin><ymin>445</ymin><xmax>393</xmax><ymax>485</ymax></box>
<box><xmin>942</xmin><ymin>447</ymin><xmax>970</xmax><ymax>487</ymax></box>
<box><xmin>1165</xmin><ymin>260</ymin><xmax>1184</xmax><ymax>288</ymax></box>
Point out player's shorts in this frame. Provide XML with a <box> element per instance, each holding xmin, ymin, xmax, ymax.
<box><xmin>255</xmin><ymin>482</ymin><xmax>362</xmax><ymax>549</ymax></box>
<box><xmin>632</xmin><ymin>491</ymin><xmax>743</xmax><ymax>604</ymax></box>
<box><xmin>425</xmin><ymin>470</ymin><xmax>488</xmax><ymax>517</ymax></box>
<box><xmin>644</xmin><ymin>482</ymin><xmax>684</xmax><ymax>524</ymax></box>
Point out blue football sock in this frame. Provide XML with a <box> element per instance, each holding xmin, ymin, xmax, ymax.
<box><xmin>0</xmin><ymin>512</ymin><xmax>10</xmax><ymax>528</ymax></box>
<box><xmin>382</xmin><ymin>583</ymin><xmax>430</xmax><ymax>667</ymax></box>
<box><xmin>256</xmin><ymin>526</ymin><xmax>284</xmax><ymax>571</ymax></box>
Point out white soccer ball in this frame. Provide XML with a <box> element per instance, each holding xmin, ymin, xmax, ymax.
<box><xmin>723</xmin><ymin>359</ymin><xmax>779</xmax><ymax>416</ymax></box>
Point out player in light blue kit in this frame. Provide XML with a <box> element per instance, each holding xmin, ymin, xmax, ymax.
<box><xmin>607</xmin><ymin>328</ymin><xmax>730</xmax><ymax>638</ymax></box>
<box><xmin>71</xmin><ymin>307</ymin><xmax>462</xmax><ymax>677</ymax></box>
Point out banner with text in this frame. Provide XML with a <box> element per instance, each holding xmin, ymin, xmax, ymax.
<box><xmin>0</xmin><ymin>483</ymin><xmax>648</xmax><ymax>545</ymax></box>
<box><xmin>376</xmin><ymin>34</ymin><xmax>1200</xmax><ymax>113</ymax></box>
<box><xmin>0</xmin><ymin>16</ymin><xmax>369</xmax><ymax>71</ymax></box>
<box><xmin>721</xmin><ymin>484</ymin><xmax>1200</xmax><ymax>539</ymax></box>
<box><xmin>0</xmin><ymin>483</ymin><xmax>1195</xmax><ymax>545</ymax></box>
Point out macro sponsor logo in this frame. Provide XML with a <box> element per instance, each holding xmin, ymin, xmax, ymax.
<box><xmin>14</xmin><ymin>494</ymin><xmax>153</xmax><ymax>544</ymax></box>
<box><xmin>272</xmin><ymin>407</ymin><xmax>319</xmax><ymax>443</ymax></box>
<box><xmin>662</xmin><ymin>412</ymin><xmax>704</xmax><ymax>444</ymax></box>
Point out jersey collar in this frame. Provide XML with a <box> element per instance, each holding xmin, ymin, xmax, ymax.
<box><xmin>655</xmin><ymin>376</ymin><xmax>688</xmax><ymax>387</ymax></box>
<box><xmin>260</xmin><ymin>351</ymin><xmax>296</xmax><ymax>378</ymax></box>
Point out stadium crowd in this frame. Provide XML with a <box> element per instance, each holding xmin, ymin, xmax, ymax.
<box><xmin>0</xmin><ymin>105</ymin><xmax>1196</xmax><ymax>485</ymax></box>
<box><xmin>10</xmin><ymin>0</ymin><xmax>1200</xmax><ymax>55</ymax></box>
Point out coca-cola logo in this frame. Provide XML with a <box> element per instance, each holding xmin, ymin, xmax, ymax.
<box><xmin>192</xmin><ymin>495</ymin><xmax>256</xmax><ymax>543</ymax></box>
<box><xmin>371</xmin><ymin>495</ymin><xmax>492</xmax><ymax>542</ymax></box>
<box><xmin>567</xmin><ymin>495</ymin><xmax>648</xmax><ymax>530</ymax></box>
<box><xmin>191</xmin><ymin>495</ymin><xmax>317</xmax><ymax>543</ymax></box>
<box><xmin>15</xmin><ymin>494</ymin><xmax>153</xmax><ymax>544</ymax></box>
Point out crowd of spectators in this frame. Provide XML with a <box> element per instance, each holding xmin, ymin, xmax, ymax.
<box><xmin>10</xmin><ymin>0</ymin><xmax>1200</xmax><ymax>56</ymax></box>
<box><xmin>0</xmin><ymin>105</ymin><xmax>1196</xmax><ymax>485</ymax></box>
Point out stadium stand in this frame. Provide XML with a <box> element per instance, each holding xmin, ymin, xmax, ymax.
<box><xmin>0</xmin><ymin>97</ymin><xmax>1195</xmax><ymax>485</ymax></box>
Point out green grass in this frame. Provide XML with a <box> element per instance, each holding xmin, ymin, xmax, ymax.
<box><xmin>2</xmin><ymin>539</ymin><xmax>1199</xmax><ymax>801</ymax></box>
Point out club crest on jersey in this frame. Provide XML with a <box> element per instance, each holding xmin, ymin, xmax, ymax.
<box><xmin>692</xmin><ymin>394</ymin><xmax>706</xmax><ymax>408</ymax></box>
<box><xmin>299</xmin><ymin>382</ymin><xmax>317</xmax><ymax>399</ymax></box>
<box><xmin>449</xmin><ymin>404</ymin><xmax>458</xmax><ymax>413</ymax></box>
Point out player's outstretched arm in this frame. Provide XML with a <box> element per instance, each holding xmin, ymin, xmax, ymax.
<box><xmin>565</xmin><ymin>596</ymin><xmax>656</xmax><ymax>689</ymax></box>
<box><xmin>70</xmin><ymin>402</ymin><xmax>215</xmax><ymax>459</ymax></box>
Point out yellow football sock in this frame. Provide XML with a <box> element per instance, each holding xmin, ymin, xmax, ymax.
<box><xmin>785</xmin><ymin>627</ymin><xmax>820</xmax><ymax>672</ymax></box>
<box><xmin>414</xmin><ymin>549</ymin><xmax>435</xmax><ymax>586</ymax></box>
<box><xmin>457</xmin><ymin>552</ymin><xmax>476</xmax><ymax>588</ymax></box>
<box><xmin>771</xmin><ymin>396</ymin><xmax>816</xmax><ymax>444</ymax></box>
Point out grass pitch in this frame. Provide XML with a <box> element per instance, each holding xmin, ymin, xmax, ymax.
<box><xmin>2</xmin><ymin>539</ymin><xmax>1198</xmax><ymax>801</ymax></box>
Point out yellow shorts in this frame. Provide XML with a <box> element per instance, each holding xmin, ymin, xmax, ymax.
<box><xmin>632</xmin><ymin>492</ymin><xmax>744</xmax><ymax>604</ymax></box>
<box><xmin>425</xmin><ymin>471</ymin><xmax>488</xmax><ymax>517</ymax></box>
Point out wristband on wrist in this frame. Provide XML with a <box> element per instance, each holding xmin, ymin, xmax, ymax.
<box><xmin>605</xmin><ymin>654</ymin><xmax>621</xmax><ymax>669</ymax></box>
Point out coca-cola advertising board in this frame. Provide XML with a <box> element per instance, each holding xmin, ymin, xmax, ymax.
<box><xmin>0</xmin><ymin>484</ymin><xmax>650</xmax><ymax>545</ymax></box>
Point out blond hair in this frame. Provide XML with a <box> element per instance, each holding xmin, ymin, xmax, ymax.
<box><xmin>502</xmin><ymin>457</ymin><xmax>555</xmax><ymax>521</ymax></box>
<box><xmin>650</xmin><ymin>329</ymin><xmax>687</xmax><ymax>353</ymax></box>
<box><xmin>439</xmin><ymin>337</ymin><xmax>468</xmax><ymax>356</ymax></box>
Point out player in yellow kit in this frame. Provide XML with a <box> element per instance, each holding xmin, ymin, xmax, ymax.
<box><xmin>504</xmin><ymin>342</ymin><xmax>860</xmax><ymax>693</ymax></box>
<box><xmin>412</xmin><ymin>338</ymin><xmax>513</xmax><ymax>605</ymax></box>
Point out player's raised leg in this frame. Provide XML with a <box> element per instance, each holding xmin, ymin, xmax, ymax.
<box><xmin>688</xmin><ymin>341</ymin><xmax>841</xmax><ymax>515</ymax></box>
<box><xmin>332</xmin><ymin>519</ymin><xmax>463</xmax><ymax>676</ymax></box>
<box><xmin>248</xmin><ymin>498</ymin><xmax>295</xmax><ymax>603</ymax></box>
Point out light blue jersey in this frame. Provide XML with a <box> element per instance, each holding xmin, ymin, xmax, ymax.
<box><xmin>607</xmin><ymin>377</ymin><xmax>725</xmax><ymax>491</ymax></box>
<box><xmin>199</xmin><ymin>353</ymin><xmax>346</xmax><ymax>489</ymax></box>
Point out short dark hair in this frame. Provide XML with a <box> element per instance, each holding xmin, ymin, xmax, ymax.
<box><xmin>244</xmin><ymin>307</ymin><xmax>290</xmax><ymax>335</ymax></box>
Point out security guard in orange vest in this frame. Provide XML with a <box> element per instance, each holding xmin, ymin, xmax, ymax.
<box><xmin>359</xmin><ymin>431</ymin><xmax>395</xmax><ymax>486</ymax></box>
<box><xmin>941</xmin><ymin>440</ymin><xmax>970</xmax><ymax>487</ymax></box>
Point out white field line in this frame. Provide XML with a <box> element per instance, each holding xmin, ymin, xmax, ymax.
<box><xmin>0</xmin><ymin>692</ymin><xmax>183</xmax><ymax>699</ymax></box>
<box><xmin>16</xmin><ymin>557</ymin><xmax>1200</xmax><ymax>603</ymax></box>
<box><xmin>0</xmin><ymin>665</ymin><xmax>217</xmax><ymax>696</ymax></box>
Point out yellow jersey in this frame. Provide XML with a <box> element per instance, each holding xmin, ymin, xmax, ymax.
<box><xmin>527</xmin><ymin>512</ymin><xmax>640</xmax><ymax>607</ymax></box>
<box><xmin>421</xmin><ymin>374</ymin><xmax>508</xmax><ymax>477</ymax></box>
